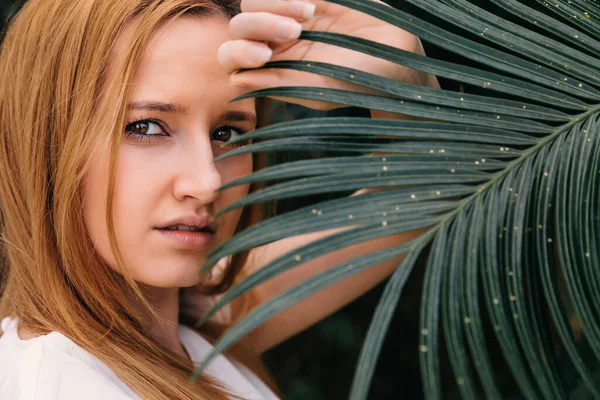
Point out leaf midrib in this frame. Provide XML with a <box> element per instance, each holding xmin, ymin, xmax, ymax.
<box><xmin>427</xmin><ymin>105</ymin><xmax>600</xmax><ymax>244</ymax></box>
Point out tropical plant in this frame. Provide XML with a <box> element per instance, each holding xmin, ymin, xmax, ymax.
<box><xmin>194</xmin><ymin>0</ymin><xmax>600</xmax><ymax>398</ymax></box>
<box><xmin>1</xmin><ymin>1</ymin><xmax>20</xmax><ymax>19</ymax></box>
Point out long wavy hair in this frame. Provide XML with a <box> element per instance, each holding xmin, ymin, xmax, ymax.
<box><xmin>0</xmin><ymin>0</ymin><xmax>266</xmax><ymax>398</ymax></box>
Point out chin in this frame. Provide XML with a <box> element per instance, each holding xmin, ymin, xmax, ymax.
<box><xmin>133</xmin><ymin>262</ymin><xmax>206</xmax><ymax>289</ymax></box>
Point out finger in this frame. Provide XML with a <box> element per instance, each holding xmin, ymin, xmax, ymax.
<box><xmin>230</xmin><ymin>69</ymin><xmax>343</xmax><ymax>111</ymax></box>
<box><xmin>230</xmin><ymin>12</ymin><xmax>303</xmax><ymax>43</ymax></box>
<box><xmin>241</xmin><ymin>0</ymin><xmax>316</xmax><ymax>21</ymax></box>
<box><xmin>230</xmin><ymin>69</ymin><xmax>283</xmax><ymax>90</ymax></box>
<box><xmin>217</xmin><ymin>40</ymin><xmax>273</xmax><ymax>74</ymax></box>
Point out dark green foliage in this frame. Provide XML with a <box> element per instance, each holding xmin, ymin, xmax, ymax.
<box><xmin>196</xmin><ymin>1</ymin><xmax>600</xmax><ymax>398</ymax></box>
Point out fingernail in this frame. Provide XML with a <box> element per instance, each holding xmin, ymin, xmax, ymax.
<box><xmin>304</xmin><ymin>3</ymin><xmax>316</xmax><ymax>19</ymax></box>
<box><xmin>251</xmin><ymin>46</ymin><xmax>273</xmax><ymax>64</ymax></box>
<box><xmin>291</xmin><ymin>1</ymin><xmax>316</xmax><ymax>19</ymax></box>
<box><xmin>276</xmin><ymin>21</ymin><xmax>302</xmax><ymax>40</ymax></box>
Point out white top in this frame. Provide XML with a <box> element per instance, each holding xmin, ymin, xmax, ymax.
<box><xmin>0</xmin><ymin>317</ymin><xmax>279</xmax><ymax>399</ymax></box>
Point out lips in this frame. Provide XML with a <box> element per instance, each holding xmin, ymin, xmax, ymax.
<box><xmin>155</xmin><ymin>216</ymin><xmax>217</xmax><ymax>249</ymax></box>
<box><xmin>161</xmin><ymin>224</ymin><xmax>215</xmax><ymax>234</ymax></box>
<box><xmin>156</xmin><ymin>215</ymin><xmax>216</xmax><ymax>233</ymax></box>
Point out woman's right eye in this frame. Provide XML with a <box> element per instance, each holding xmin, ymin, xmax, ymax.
<box><xmin>124</xmin><ymin>120</ymin><xmax>167</xmax><ymax>137</ymax></box>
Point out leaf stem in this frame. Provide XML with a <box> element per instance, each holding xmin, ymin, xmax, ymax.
<box><xmin>424</xmin><ymin>105</ymin><xmax>600</xmax><ymax>241</ymax></box>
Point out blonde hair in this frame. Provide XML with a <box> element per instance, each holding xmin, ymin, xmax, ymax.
<box><xmin>0</xmin><ymin>0</ymin><xmax>259</xmax><ymax>398</ymax></box>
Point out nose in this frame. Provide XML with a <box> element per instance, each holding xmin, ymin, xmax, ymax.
<box><xmin>172</xmin><ymin>135</ymin><xmax>222</xmax><ymax>205</ymax></box>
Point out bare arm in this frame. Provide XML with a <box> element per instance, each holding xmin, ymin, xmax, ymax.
<box><xmin>242</xmin><ymin>217</ymin><xmax>429</xmax><ymax>353</ymax></box>
<box><xmin>213</xmin><ymin>0</ymin><xmax>441</xmax><ymax>353</ymax></box>
<box><xmin>241</xmin><ymin>104</ymin><xmax>437</xmax><ymax>353</ymax></box>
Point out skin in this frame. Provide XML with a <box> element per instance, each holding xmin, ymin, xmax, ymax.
<box><xmin>79</xmin><ymin>0</ymin><xmax>439</xmax><ymax>359</ymax></box>
<box><xmin>221</xmin><ymin>0</ymin><xmax>439</xmax><ymax>109</ymax></box>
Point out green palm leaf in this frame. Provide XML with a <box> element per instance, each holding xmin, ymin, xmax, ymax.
<box><xmin>234</xmin><ymin>87</ymin><xmax>555</xmax><ymax>131</ymax></box>
<box><xmin>299</xmin><ymin>31</ymin><xmax>588</xmax><ymax>109</ymax></box>
<box><xmin>237</xmin><ymin>61</ymin><xmax>572</xmax><ymax>121</ymax></box>
<box><xmin>193</xmin><ymin>0</ymin><xmax>600</xmax><ymax>398</ymax></box>
<box><xmin>446</xmin><ymin>0</ymin><xmax>600</xmax><ymax>65</ymax></box>
<box><xmin>534</xmin><ymin>0</ymin><xmax>600</xmax><ymax>38</ymax></box>
<box><xmin>489</xmin><ymin>0</ymin><xmax>600</xmax><ymax>58</ymax></box>
<box><xmin>219</xmin><ymin>117</ymin><xmax>537</xmax><ymax>146</ymax></box>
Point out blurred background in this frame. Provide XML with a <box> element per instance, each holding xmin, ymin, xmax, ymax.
<box><xmin>0</xmin><ymin>1</ymin><xmax>509</xmax><ymax>399</ymax></box>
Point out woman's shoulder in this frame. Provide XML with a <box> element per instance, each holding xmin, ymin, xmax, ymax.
<box><xmin>178</xmin><ymin>324</ymin><xmax>280</xmax><ymax>400</ymax></box>
<box><xmin>0</xmin><ymin>317</ymin><xmax>136</xmax><ymax>400</ymax></box>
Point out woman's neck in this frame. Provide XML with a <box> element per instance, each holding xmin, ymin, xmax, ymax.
<box><xmin>137</xmin><ymin>285</ymin><xmax>189</xmax><ymax>360</ymax></box>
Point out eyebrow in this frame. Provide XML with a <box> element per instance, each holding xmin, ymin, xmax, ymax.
<box><xmin>126</xmin><ymin>102</ymin><xmax>257</xmax><ymax>125</ymax></box>
<box><xmin>220</xmin><ymin>111</ymin><xmax>257</xmax><ymax>126</ymax></box>
<box><xmin>127</xmin><ymin>101</ymin><xmax>189</xmax><ymax>114</ymax></box>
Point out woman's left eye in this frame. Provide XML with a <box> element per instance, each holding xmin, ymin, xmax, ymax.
<box><xmin>210</xmin><ymin>126</ymin><xmax>244</xmax><ymax>143</ymax></box>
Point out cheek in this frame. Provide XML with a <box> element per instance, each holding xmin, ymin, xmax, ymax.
<box><xmin>216</xmin><ymin>153</ymin><xmax>252</xmax><ymax>204</ymax></box>
<box><xmin>214</xmin><ymin>153</ymin><xmax>252</xmax><ymax>235</ymax></box>
<box><xmin>81</xmin><ymin>145</ymin><xmax>156</xmax><ymax>271</ymax></box>
<box><xmin>81</xmin><ymin>153</ymin><xmax>115</xmax><ymax>267</ymax></box>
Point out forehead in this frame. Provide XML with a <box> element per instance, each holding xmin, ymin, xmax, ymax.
<box><xmin>114</xmin><ymin>15</ymin><xmax>254</xmax><ymax>115</ymax></box>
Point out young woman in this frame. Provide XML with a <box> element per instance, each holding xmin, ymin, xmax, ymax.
<box><xmin>0</xmin><ymin>0</ymin><xmax>438</xmax><ymax>398</ymax></box>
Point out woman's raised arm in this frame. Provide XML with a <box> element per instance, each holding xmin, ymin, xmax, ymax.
<box><xmin>215</xmin><ymin>0</ymin><xmax>440</xmax><ymax>353</ymax></box>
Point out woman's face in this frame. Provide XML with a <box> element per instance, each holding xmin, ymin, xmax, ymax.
<box><xmin>82</xmin><ymin>16</ymin><xmax>255</xmax><ymax>288</ymax></box>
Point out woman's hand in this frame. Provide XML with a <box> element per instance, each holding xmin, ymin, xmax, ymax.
<box><xmin>218</xmin><ymin>0</ymin><xmax>437</xmax><ymax>110</ymax></box>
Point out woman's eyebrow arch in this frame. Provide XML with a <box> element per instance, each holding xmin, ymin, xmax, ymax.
<box><xmin>126</xmin><ymin>101</ymin><xmax>189</xmax><ymax>114</ymax></box>
<box><xmin>126</xmin><ymin>103</ymin><xmax>256</xmax><ymax>124</ymax></box>
<box><xmin>221</xmin><ymin>111</ymin><xmax>257</xmax><ymax>125</ymax></box>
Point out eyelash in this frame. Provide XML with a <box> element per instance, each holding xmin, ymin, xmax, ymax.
<box><xmin>124</xmin><ymin>118</ymin><xmax>168</xmax><ymax>143</ymax></box>
<box><xmin>124</xmin><ymin>118</ymin><xmax>250</xmax><ymax>146</ymax></box>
